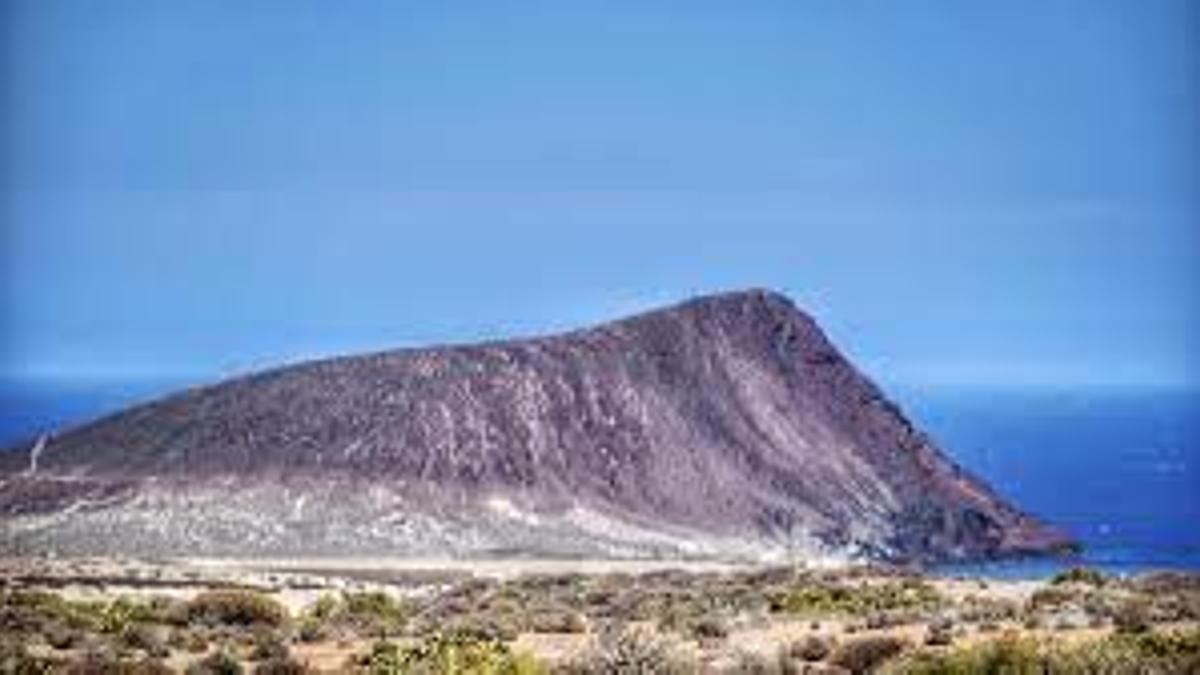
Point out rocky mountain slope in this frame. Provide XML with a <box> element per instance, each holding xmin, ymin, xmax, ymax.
<box><xmin>0</xmin><ymin>290</ymin><xmax>1072</xmax><ymax>561</ymax></box>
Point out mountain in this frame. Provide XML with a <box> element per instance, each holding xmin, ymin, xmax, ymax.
<box><xmin>0</xmin><ymin>290</ymin><xmax>1072</xmax><ymax>561</ymax></box>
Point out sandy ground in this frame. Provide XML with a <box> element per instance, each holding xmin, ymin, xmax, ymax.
<box><xmin>183</xmin><ymin>555</ymin><xmax>763</xmax><ymax>578</ymax></box>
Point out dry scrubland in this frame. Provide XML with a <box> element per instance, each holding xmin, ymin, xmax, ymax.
<box><xmin>1</xmin><ymin>558</ymin><xmax>1198</xmax><ymax>674</ymax></box>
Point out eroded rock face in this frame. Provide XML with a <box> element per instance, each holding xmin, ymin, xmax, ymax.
<box><xmin>0</xmin><ymin>290</ymin><xmax>1072</xmax><ymax>561</ymax></box>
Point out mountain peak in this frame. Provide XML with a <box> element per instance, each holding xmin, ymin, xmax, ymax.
<box><xmin>657</xmin><ymin>288</ymin><xmax>802</xmax><ymax>319</ymax></box>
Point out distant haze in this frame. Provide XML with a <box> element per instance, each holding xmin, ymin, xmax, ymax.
<box><xmin>2</xmin><ymin>1</ymin><xmax>1197</xmax><ymax>388</ymax></box>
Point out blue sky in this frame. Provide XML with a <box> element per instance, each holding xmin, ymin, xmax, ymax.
<box><xmin>2</xmin><ymin>1</ymin><xmax>1197</xmax><ymax>388</ymax></box>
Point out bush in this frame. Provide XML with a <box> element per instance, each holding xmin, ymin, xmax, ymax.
<box><xmin>1028</xmin><ymin>587</ymin><xmax>1073</xmax><ymax>611</ymax></box>
<box><xmin>121</xmin><ymin>622</ymin><xmax>170</xmax><ymax>658</ymax></box>
<box><xmin>924</xmin><ymin>623</ymin><xmax>954</xmax><ymax>647</ymax></box>
<box><xmin>1119</xmin><ymin>629</ymin><xmax>1200</xmax><ymax>667</ymax></box>
<box><xmin>359</xmin><ymin>633</ymin><xmax>544</xmax><ymax>675</ymax></box>
<box><xmin>340</xmin><ymin>592</ymin><xmax>407</xmax><ymax>635</ymax></box>
<box><xmin>728</xmin><ymin>650</ymin><xmax>781</xmax><ymax>674</ymax></box>
<box><xmin>1050</xmin><ymin>567</ymin><xmax>1108</xmax><ymax>587</ymax></box>
<box><xmin>299</xmin><ymin>592</ymin><xmax>407</xmax><ymax>640</ymax></box>
<box><xmin>689</xmin><ymin>616</ymin><xmax>729</xmax><ymax>641</ymax></box>
<box><xmin>1113</xmin><ymin>599</ymin><xmax>1152</xmax><ymax>634</ymax></box>
<box><xmin>526</xmin><ymin>608</ymin><xmax>588</xmax><ymax>634</ymax></box>
<box><xmin>899</xmin><ymin>633</ymin><xmax>1042</xmax><ymax>674</ymax></box>
<box><xmin>959</xmin><ymin>596</ymin><xmax>1019</xmax><ymax>624</ymax></box>
<box><xmin>187</xmin><ymin>591</ymin><xmax>287</xmax><ymax>628</ymax></box>
<box><xmin>359</xmin><ymin>640</ymin><xmax>403</xmax><ymax>674</ymax></box>
<box><xmin>829</xmin><ymin>635</ymin><xmax>907</xmax><ymax>673</ymax></box>
<box><xmin>94</xmin><ymin>597</ymin><xmax>162</xmax><ymax>635</ymax></box>
<box><xmin>789</xmin><ymin>635</ymin><xmax>833</xmax><ymax>662</ymax></box>
<box><xmin>249</xmin><ymin>630</ymin><xmax>290</xmax><ymax>661</ymax></box>
<box><xmin>186</xmin><ymin>649</ymin><xmax>245</xmax><ymax>675</ymax></box>
<box><xmin>433</xmin><ymin>615</ymin><xmax>521</xmax><ymax>643</ymax></box>
<box><xmin>148</xmin><ymin>595</ymin><xmax>192</xmax><ymax>626</ymax></box>
<box><xmin>177</xmin><ymin>627</ymin><xmax>211</xmax><ymax>653</ymax></box>
<box><xmin>565</xmin><ymin>628</ymin><xmax>692</xmax><ymax>675</ymax></box>
<box><xmin>43</xmin><ymin>621</ymin><xmax>80</xmax><ymax>650</ymax></box>
<box><xmin>898</xmin><ymin>628</ymin><xmax>1200</xmax><ymax>675</ymax></box>
<box><xmin>1</xmin><ymin>636</ymin><xmax>62</xmax><ymax>673</ymax></box>
<box><xmin>1</xmin><ymin>590</ymin><xmax>164</xmax><ymax>640</ymax></box>
<box><xmin>771</xmin><ymin>580</ymin><xmax>940</xmax><ymax>617</ymax></box>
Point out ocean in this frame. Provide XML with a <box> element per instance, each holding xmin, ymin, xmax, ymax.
<box><xmin>1</xmin><ymin>378</ymin><xmax>1197</xmax><ymax>577</ymax></box>
<box><xmin>896</xmin><ymin>385</ymin><xmax>1200</xmax><ymax>577</ymax></box>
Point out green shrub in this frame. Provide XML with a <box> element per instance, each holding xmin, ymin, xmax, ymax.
<box><xmin>359</xmin><ymin>633</ymin><xmax>544</xmax><ymax>675</ymax></box>
<box><xmin>249</xmin><ymin>630</ymin><xmax>290</xmax><ymax>661</ymax></box>
<box><xmin>341</xmin><ymin>592</ymin><xmax>407</xmax><ymax>632</ymax></box>
<box><xmin>299</xmin><ymin>591</ymin><xmax>407</xmax><ymax>640</ymax></box>
<box><xmin>1</xmin><ymin>590</ymin><xmax>117</xmax><ymax>634</ymax></box>
<box><xmin>771</xmin><ymin>581</ymin><xmax>940</xmax><ymax>617</ymax></box>
<box><xmin>359</xmin><ymin>640</ymin><xmax>403</xmax><ymax>674</ymax></box>
<box><xmin>295</xmin><ymin>616</ymin><xmax>327</xmax><ymax>644</ymax></box>
<box><xmin>87</xmin><ymin>597</ymin><xmax>164</xmax><ymax>634</ymax></box>
<box><xmin>187</xmin><ymin>590</ymin><xmax>287</xmax><ymax>628</ymax></box>
<box><xmin>307</xmin><ymin>595</ymin><xmax>338</xmax><ymax>621</ymax></box>
<box><xmin>1050</xmin><ymin>567</ymin><xmax>1108</xmax><ymax>587</ymax></box>
<box><xmin>897</xmin><ymin>633</ymin><xmax>1042</xmax><ymax>675</ymax></box>
<box><xmin>1127</xmin><ymin>628</ymin><xmax>1200</xmax><ymax>659</ymax></box>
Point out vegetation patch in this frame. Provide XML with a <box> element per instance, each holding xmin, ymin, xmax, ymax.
<box><xmin>1</xmin><ymin>566</ymin><xmax>1196</xmax><ymax>674</ymax></box>
<box><xmin>560</xmin><ymin>627</ymin><xmax>693</xmax><ymax>675</ymax></box>
<box><xmin>829</xmin><ymin>634</ymin><xmax>909</xmax><ymax>673</ymax></box>
<box><xmin>1050</xmin><ymin>566</ymin><xmax>1108</xmax><ymax>588</ymax></box>
<box><xmin>770</xmin><ymin>579</ymin><xmax>942</xmax><ymax>617</ymax></box>
<box><xmin>894</xmin><ymin>627</ymin><xmax>1200</xmax><ymax>675</ymax></box>
<box><xmin>187</xmin><ymin>590</ymin><xmax>288</xmax><ymax>628</ymax></box>
<box><xmin>356</xmin><ymin>632</ymin><xmax>543</xmax><ymax>674</ymax></box>
<box><xmin>301</xmin><ymin>591</ymin><xmax>409</xmax><ymax>640</ymax></box>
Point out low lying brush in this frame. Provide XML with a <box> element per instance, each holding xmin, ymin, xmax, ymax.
<box><xmin>894</xmin><ymin>627</ymin><xmax>1200</xmax><ymax>675</ymax></box>
<box><xmin>187</xmin><ymin>590</ymin><xmax>289</xmax><ymax>628</ymax></box>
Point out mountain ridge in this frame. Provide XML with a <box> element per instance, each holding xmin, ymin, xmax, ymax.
<box><xmin>0</xmin><ymin>289</ymin><xmax>1073</xmax><ymax>562</ymax></box>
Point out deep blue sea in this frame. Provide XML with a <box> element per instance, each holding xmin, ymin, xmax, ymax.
<box><xmin>894</xmin><ymin>385</ymin><xmax>1200</xmax><ymax>578</ymax></box>
<box><xmin>1</xmin><ymin>378</ymin><xmax>1197</xmax><ymax>577</ymax></box>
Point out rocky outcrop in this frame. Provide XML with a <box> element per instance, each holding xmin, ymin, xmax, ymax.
<box><xmin>0</xmin><ymin>290</ymin><xmax>1072</xmax><ymax>561</ymax></box>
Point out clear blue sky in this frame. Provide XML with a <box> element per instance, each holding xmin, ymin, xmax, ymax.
<box><xmin>2</xmin><ymin>1</ymin><xmax>1197</xmax><ymax>388</ymax></box>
